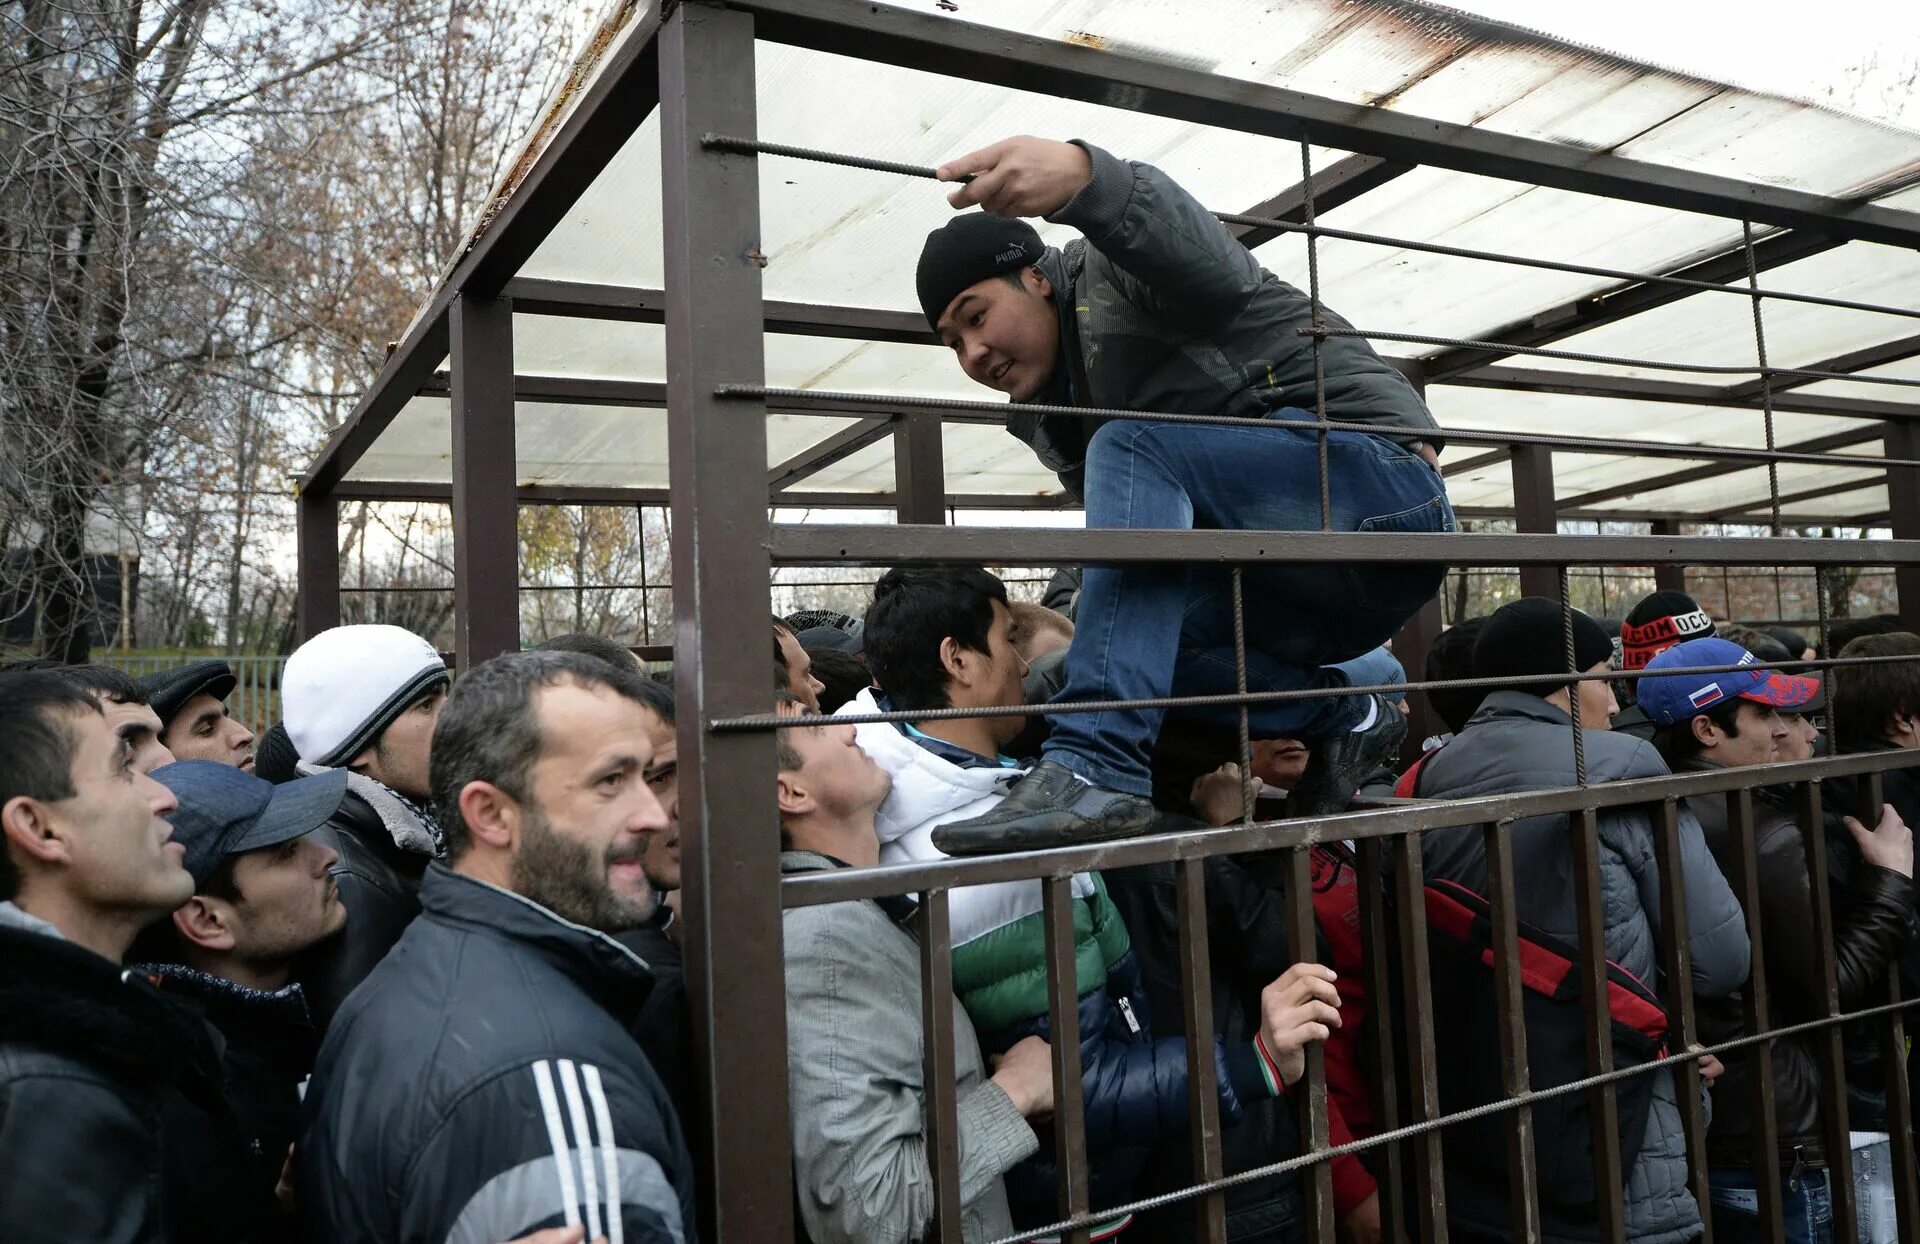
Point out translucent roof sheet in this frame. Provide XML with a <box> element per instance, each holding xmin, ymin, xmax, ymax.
<box><xmin>327</xmin><ymin>0</ymin><xmax>1920</xmax><ymax>526</ymax></box>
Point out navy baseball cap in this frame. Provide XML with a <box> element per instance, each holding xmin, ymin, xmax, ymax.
<box><xmin>1636</xmin><ymin>638</ymin><xmax>1821</xmax><ymax>728</ymax></box>
<box><xmin>152</xmin><ymin>760</ymin><xmax>348</xmax><ymax>889</ymax></box>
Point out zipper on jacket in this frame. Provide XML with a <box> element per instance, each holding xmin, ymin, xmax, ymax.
<box><xmin>1116</xmin><ymin>996</ymin><xmax>1141</xmax><ymax>1035</ymax></box>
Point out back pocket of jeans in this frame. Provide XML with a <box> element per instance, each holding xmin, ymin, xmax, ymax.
<box><xmin>1342</xmin><ymin>496</ymin><xmax>1453</xmax><ymax>615</ymax></box>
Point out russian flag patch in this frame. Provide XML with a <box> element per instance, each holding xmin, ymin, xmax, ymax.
<box><xmin>1689</xmin><ymin>683</ymin><xmax>1725</xmax><ymax>709</ymax></box>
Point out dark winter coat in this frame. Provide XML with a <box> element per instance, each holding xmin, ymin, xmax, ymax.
<box><xmin>1014</xmin><ymin>142</ymin><xmax>1439</xmax><ymax>500</ymax></box>
<box><xmin>1684</xmin><ymin>769</ymin><xmax>1915</xmax><ymax>1169</ymax></box>
<box><xmin>145</xmin><ymin>963</ymin><xmax>321</xmax><ymax>1240</ymax></box>
<box><xmin>1413</xmin><ymin>692</ymin><xmax>1750</xmax><ymax>1244</ymax></box>
<box><xmin>296</xmin><ymin>864</ymin><xmax>696</xmax><ymax>1244</ymax></box>
<box><xmin>0</xmin><ymin>913</ymin><xmax>251</xmax><ymax>1244</ymax></box>
<box><xmin>295</xmin><ymin>773</ymin><xmax>437</xmax><ymax>1028</ymax></box>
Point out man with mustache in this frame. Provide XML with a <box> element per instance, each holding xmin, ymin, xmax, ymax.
<box><xmin>297</xmin><ymin>650</ymin><xmax>696</xmax><ymax>1244</ymax></box>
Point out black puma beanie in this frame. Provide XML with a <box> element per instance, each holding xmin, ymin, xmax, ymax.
<box><xmin>916</xmin><ymin>212</ymin><xmax>1045</xmax><ymax>331</ymax></box>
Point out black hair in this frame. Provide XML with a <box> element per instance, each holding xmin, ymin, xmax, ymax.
<box><xmin>0</xmin><ymin>671</ymin><xmax>103</xmax><ymax>901</ymax></box>
<box><xmin>1828</xmin><ymin>615</ymin><xmax>1901</xmax><ymax>657</ymax></box>
<box><xmin>533</xmin><ymin>632</ymin><xmax>642</xmax><ymax>672</ymax></box>
<box><xmin>1834</xmin><ymin>632</ymin><xmax>1920</xmax><ymax>751</ymax></box>
<box><xmin>862</xmin><ymin>566</ymin><xmax>1009</xmax><ymax>713</ymax></box>
<box><xmin>430</xmin><ymin>650</ymin><xmax>654</xmax><ymax>861</ymax></box>
<box><xmin>58</xmin><ymin>663</ymin><xmax>148</xmax><ymax>705</ymax></box>
<box><xmin>1424</xmin><ymin>617</ymin><xmax>1490</xmax><ymax>735</ymax></box>
<box><xmin>806</xmin><ymin>648</ymin><xmax>871</xmax><ymax>714</ymax></box>
<box><xmin>1716</xmin><ymin>624</ymin><xmax>1792</xmax><ymax>666</ymax></box>
<box><xmin>1763</xmin><ymin>626</ymin><xmax>1811</xmax><ymax>659</ymax></box>
<box><xmin>1652</xmin><ymin>699</ymin><xmax>1745</xmax><ymax>768</ymax></box>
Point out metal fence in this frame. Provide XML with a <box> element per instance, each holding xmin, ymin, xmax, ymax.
<box><xmin>291</xmin><ymin>2</ymin><xmax>1920</xmax><ymax>1241</ymax></box>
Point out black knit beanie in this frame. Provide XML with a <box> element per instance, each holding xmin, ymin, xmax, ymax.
<box><xmin>1473</xmin><ymin>597</ymin><xmax>1615</xmax><ymax>696</ymax></box>
<box><xmin>916</xmin><ymin>212</ymin><xmax>1046</xmax><ymax>330</ymax></box>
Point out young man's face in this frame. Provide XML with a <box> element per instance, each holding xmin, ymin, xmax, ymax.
<box><xmin>1251</xmin><ymin>738</ymin><xmax>1310</xmax><ymax>790</ymax></box>
<box><xmin>48</xmin><ymin>707</ymin><xmax>193</xmax><ymax>917</ymax></box>
<box><xmin>778</xmin><ymin>630</ymin><xmax>825</xmax><ymax>711</ymax></box>
<box><xmin>354</xmin><ymin>685</ymin><xmax>445</xmax><ymax>800</ymax></box>
<box><xmin>784</xmin><ymin>713</ymin><xmax>892</xmax><ymax>821</ymax></box>
<box><xmin>162</xmin><ymin>692</ymin><xmax>255</xmax><ymax>771</ymax></box>
<box><xmin>1574</xmin><ymin>661</ymin><xmax>1620</xmax><ymax>730</ymax></box>
<box><xmin>1696</xmin><ymin>700</ymin><xmax>1788</xmax><ymax>768</ymax></box>
<box><xmin>1779</xmin><ymin>711</ymin><xmax>1818</xmax><ymax>763</ymax></box>
<box><xmin>512</xmin><ymin>681</ymin><xmax>669</xmax><ymax>933</ymax></box>
<box><xmin>217</xmin><ymin>834</ymin><xmax>347</xmax><ymax>965</ymax></box>
<box><xmin>638</xmin><ymin>709</ymin><xmax>679</xmax><ymax>895</ymax></box>
<box><xmin>100</xmin><ymin>698</ymin><xmax>174</xmax><ymax>775</ymax></box>
<box><xmin>955</xmin><ymin>600</ymin><xmax>1031</xmax><ymax>748</ymax></box>
<box><xmin>936</xmin><ymin>269</ymin><xmax>1061</xmax><ymax>402</ymax></box>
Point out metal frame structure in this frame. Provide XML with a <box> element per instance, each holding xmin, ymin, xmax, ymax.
<box><xmin>297</xmin><ymin>3</ymin><xmax>1920</xmax><ymax>1241</ymax></box>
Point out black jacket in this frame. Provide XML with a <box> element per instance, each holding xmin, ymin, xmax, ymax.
<box><xmin>1102</xmin><ymin>857</ymin><xmax>1306</xmax><ymax>1243</ymax></box>
<box><xmin>145</xmin><ymin>964</ymin><xmax>320</xmax><ymax>1239</ymax></box>
<box><xmin>1686</xmin><ymin>773</ymin><xmax>1915</xmax><ymax>1167</ymax></box>
<box><xmin>1012</xmin><ymin>143</ymin><xmax>1439</xmax><ymax>500</ymax></box>
<box><xmin>296</xmin><ymin>778</ymin><xmax>435</xmax><ymax>1029</ymax></box>
<box><xmin>0</xmin><ymin>919</ymin><xmax>251</xmax><ymax>1243</ymax></box>
<box><xmin>297</xmin><ymin>864</ymin><xmax>696</xmax><ymax>1244</ymax></box>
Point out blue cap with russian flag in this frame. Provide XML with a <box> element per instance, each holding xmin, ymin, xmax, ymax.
<box><xmin>1636</xmin><ymin>637</ymin><xmax>1821</xmax><ymax>727</ymax></box>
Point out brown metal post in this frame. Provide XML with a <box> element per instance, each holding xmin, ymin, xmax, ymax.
<box><xmin>660</xmin><ymin>5</ymin><xmax>792</xmax><ymax>1240</ymax></box>
<box><xmin>1355</xmin><ymin>838</ymin><xmax>1404</xmax><ymax>1243</ymax></box>
<box><xmin>1887</xmin><ymin>422</ymin><xmax>1920</xmax><ymax>632</ymax></box>
<box><xmin>296</xmin><ymin>487</ymin><xmax>341</xmax><ymax>639</ymax></box>
<box><xmin>1650</xmin><ymin>798</ymin><xmax>1713</xmax><ymax>1243</ymax></box>
<box><xmin>1042</xmin><ymin>875</ymin><xmax>1092</xmax><ymax>1244</ymax></box>
<box><xmin>894</xmin><ymin>411</ymin><xmax>947</xmax><ymax>525</ymax></box>
<box><xmin>1285</xmin><ymin>846</ymin><xmax>1335</xmax><ymax>1243</ymax></box>
<box><xmin>917</xmin><ymin>890</ymin><xmax>964</xmax><ymax>1244</ymax></box>
<box><xmin>449</xmin><ymin>293</ymin><xmax>521</xmax><ymax>667</ymax></box>
<box><xmin>1392</xmin><ymin>831</ymin><xmax>1450</xmax><ymax>1244</ymax></box>
<box><xmin>1796</xmin><ymin>781</ymin><xmax>1857</xmax><ymax>1241</ymax></box>
<box><xmin>1511</xmin><ymin>444</ymin><xmax>1560</xmax><ymax>600</ymax></box>
<box><xmin>1395</xmin><ymin>595</ymin><xmax>1444</xmax><ymax>767</ymax></box>
<box><xmin>1649</xmin><ymin>518</ymin><xmax>1688</xmax><ymax>595</ymax></box>
<box><xmin>1176</xmin><ymin>859</ymin><xmax>1228</xmax><ymax>1243</ymax></box>
<box><xmin>1724</xmin><ymin>788</ymin><xmax>1785</xmax><ymax>1239</ymax></box>
<box><xmin>1482</xmin><ymin>820</ymin><xmax>1543</xmax><ymax>1241</ymax></box>
<box><xmin>1568</xmin><ymin>805</ymin><xmax>1627</xmax><ymax>1244</ymax></box>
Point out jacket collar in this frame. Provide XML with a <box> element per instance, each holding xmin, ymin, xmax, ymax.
<box><xmin>781</xmin><ymin>851</ymin><xmax>917</xmax><ymax>925</ymax></box>
<box><xmin>0</xmin><ymin>922</ymin><xmax>232</xmax><ymax>1109</ymax></box>
<box><xmin>1465</xmin><ymin>689</ymin><xmax>1576</xmax><ymax>730</ymax></box>
<box><xmin>419</xmin><ymin>863</ymin><xmax>653</xmax><ymax>1016</ymax></box>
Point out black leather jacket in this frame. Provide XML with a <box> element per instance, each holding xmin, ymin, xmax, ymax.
<box><xmin>296</xmin><ymin>783</ymin><xmax>434</xmax><ymax>1030</ymax></box>
<box><xmin>0</xmin><ymin>920</ymin><xmax>251</xmax><ymax>1243</ymax></box>
<box><xmin>1687</xmin><ymin>771</ymin><xmax>1917</xmax><ymax>1167</ymax></box>
<box><xmin>1101</xmin><ymin>857</ymin><xmax>1306</xmax><ymax>1242</ymax></box>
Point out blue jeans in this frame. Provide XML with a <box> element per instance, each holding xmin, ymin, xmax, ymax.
<box><xmin>1045</xmin><ymin>417</ymin><xmax>1453</xmax><ymax>795</ymax></box>
<box><xmin>1851</xmin><ymin>1138</ymin><xmax>1897</xmax><ymax>1243</ymax></box>
<box><xmin>1709</xmin><ymin>1166</ymin><xmax>1833</xmax><ymax>1244</ymax></box>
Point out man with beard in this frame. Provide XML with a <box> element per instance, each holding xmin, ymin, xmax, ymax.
<box><xmin>297</xmin><ymin>650</ymin><xmax>695</xmax><ymax>1244</ymax></box>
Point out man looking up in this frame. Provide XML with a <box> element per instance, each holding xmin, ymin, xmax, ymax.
<box><xmin>298</xmin><ymin>650</ymin><xmax>692</xmax><ymax>1244</ymax></box>
<box><xmin>60</xmin><ymin>663</ymin><xmax>175</xmax><ymax>774</ymax></box>
<box><xmin>919</xmin><ymin>137</ymin><xmax>1451</xmax><ymax>853</ymax></box>
<box><xmin>779</xmin><ymin>694</ymin><xmax>1051</xmax><ymax>1242</ymax></box>
<box><xmin>0</xmin><ymin>671</ymin><xmax>249</xmax><ymax>1242</ymax></box>
<box><xmin>132</xmin><ymin>759</ymin><xmax>352</xmax><ymax>1239</ymax></box>
<box><xmin>141</xmin><ymin>658</ymin><xmax>257</xmax><ymax>770</ymax></box>
<box><xmin>282</xmin><ymin>622</ymin><xmax>450</xmax><ymax>1027</ymax></box>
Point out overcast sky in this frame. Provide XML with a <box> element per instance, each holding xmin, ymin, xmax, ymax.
<box><xmin>1448</xmin><ymin>0</ymin><xmax>1920</xmax><ymax>128</ymax></box>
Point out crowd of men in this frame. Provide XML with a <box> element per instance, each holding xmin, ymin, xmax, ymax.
<box><xmin>4</xmin><ymin>133</ymin><xmax>1917</xmax><ymax>1244</ymax></box>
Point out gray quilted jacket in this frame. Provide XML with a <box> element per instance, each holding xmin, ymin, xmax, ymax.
<box><xmin>1416</xmin><ymin>692</ymin><xmax>1750</xmax><ymax>1244</ymax></box>
<box><xmin>1013</xmin><ymin>142</ymin><xmax>1440</xmax><ymax>500</ymax></box>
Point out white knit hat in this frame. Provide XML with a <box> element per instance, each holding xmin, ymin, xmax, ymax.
<box><xmin>283</xmin><ymin>625</ymin><xmax>450</xmax><ymax>767</ymax></box>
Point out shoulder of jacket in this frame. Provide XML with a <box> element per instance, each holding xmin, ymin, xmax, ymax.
<box><xmin>0</xmin><ymin>1042</ymin><xmax>148</xmax><ymax>1106</ymax></box>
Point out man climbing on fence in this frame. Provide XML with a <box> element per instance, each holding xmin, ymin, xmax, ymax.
<box><xmin>916</xmin><ymin>135</ymin><xmax>1453</xmax><ymax>853</ymax></box>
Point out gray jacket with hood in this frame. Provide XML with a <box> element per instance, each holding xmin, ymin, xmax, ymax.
<box><xmin>1414</xmin><ymin>691</ymin><xmax>1750</xmax><ymax>1244</ymax></box>
<box><xmin>1016</xmin><ymin>141</ymin><xmax>1439</xmax><ymax>499</ymax></box>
